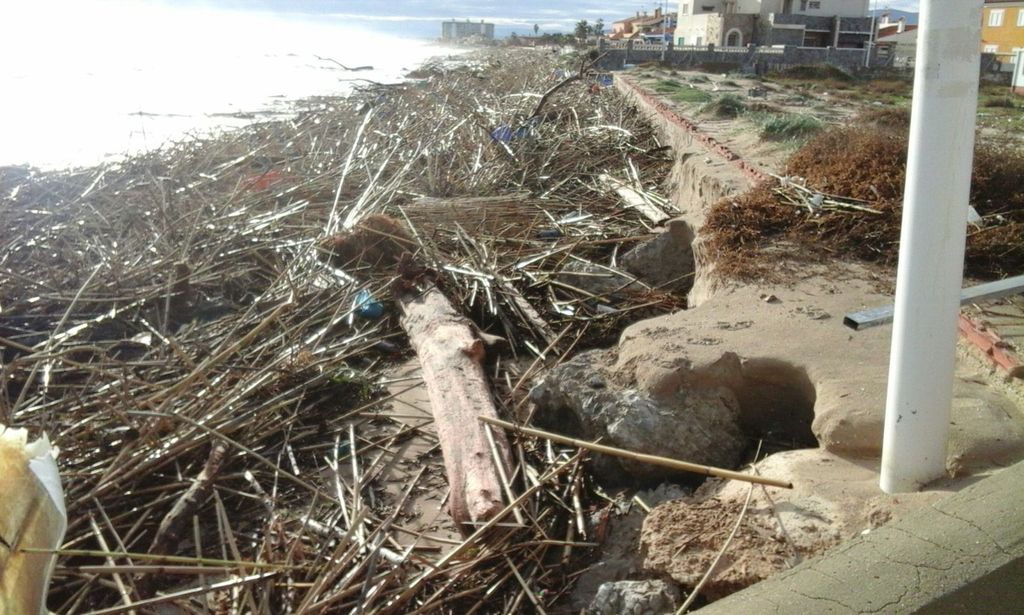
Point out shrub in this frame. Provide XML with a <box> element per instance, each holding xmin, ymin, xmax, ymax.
<box><xmin>700</xmin><ymin>94</ymin><xmax>747</xmax><ymax>118</ymax></box>
<box><xmin>653</xmin><ymin>78</ymin><xmax>685</xmax><ymax>93</ymax></box>
<box><xmin>775</xmin><ymin>64</ymin><xmax>854</xmax><ymax>82</ymax></box>
<box><xmin>865</xmin><ymin>79</ymin><xmax>911</xmax><ymax>96</ymax></box>
<box><xmin>705</xmin><ymin>119</ymin><xmax>1024</xmax><ymax>280</ymax></box>
<box><xmin>984</xmin><ymin>97</ymin><xmax>1018</xmax><ymax>108</ymax></box>
<box><xmin>856</xmin><ymin>107</ymin><xmax>911</xmax><ymax>130</ymax></box>
<box><xmin>758</xmin><ymin>114</ymin><xmax>823</xmax><ymax>140</ymax></box>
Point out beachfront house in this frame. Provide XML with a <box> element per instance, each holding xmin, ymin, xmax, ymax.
<box><xmin>609</xmin><ymin>8</ymin><xmax>677</xmax><ymax>42</ymax></box>
<box><xmin>635</xmin><ymin>8</ymin><xmax>677</xmax><ymax>42</ymax></box>
<box><xmin>609</xmin><ymin>13</ymin><xmax>644</xmax><ymax>40</ymax></box>
<box><xmin>877</xmin><ymin>27</ymin><xmax>918</xmax><ymax>68</ymax></box>
<box><xmin>982</xmin><ymin>0</ymin><xmax>1024</xmax><ymax>64</ymax></box>
<box><xmin>875</xmin><ymin>11</ymin><xmax>916</xmax><ymax>39</ymax></box>
<box><xmin>674</xmin><ymin>0</ymin><xmax>872</xmax><ymax>48</ymax></box>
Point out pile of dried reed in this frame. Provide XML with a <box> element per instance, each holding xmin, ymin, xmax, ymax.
<box><xmin>1</xmin><ymin>48</ymin><xmax>681</xmax><ymax>613</ymax></box>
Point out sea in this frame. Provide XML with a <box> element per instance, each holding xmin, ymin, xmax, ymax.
<box><xmin>0</xmin><ymin>2</ymin><xmax>460</xmax><ymax>170</ymax></box>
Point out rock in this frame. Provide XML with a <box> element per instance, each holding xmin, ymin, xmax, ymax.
<box><xmin>621</xmin><ymin>219</ymin><xmax>695</xmax><ymax>291</ymax></box>
<box><xmin>556</xmin><ymin>261</ymin><xmax>639</xmax><ymax>297</ymax></box>
<box><xmin>530</xmin><ymin>351</ymin><xmax>746</xmax><ymax>484</ymax></box>
<box><xmin>642</xmin><ymin>495</ymin><xmax>803</xmax><ymax>602</ymax></box>
<box><xmin>640</xmin><ymin>448</ymin><xmax>958</xmax><ymax>603</ymax></box>
<box><xmin>572</xmin><ymin>482</ymin><xmax>692</xmax><ymax>611</ymax></box>
<box><xmin>636</xmin><ymin>482</ymin><xmax>689</xmax><ymax>506</ymax></box>
<box><xmin>571</xmin><ymin>503</ymin><xmax>646</xmax><ymax>610</ymax></box>
<box><xmin>590</xmin><ymin>579</ymin><xmax>681</xmax><ymax>615</ymax></box>
<box><xmin>640</xmin><ymin>463</ymin><xmax>849</xmax><ymax>606</ymax></box>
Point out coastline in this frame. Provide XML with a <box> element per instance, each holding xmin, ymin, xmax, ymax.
<box><xmin>5</xmin><ymin>41</ymin><xmax>1024</xmax><ymax>613</ymax></box>
<box><xmin>0</xmin><ymin>38</ymin><xmax>461</xmax><ymax>172</ymax></box>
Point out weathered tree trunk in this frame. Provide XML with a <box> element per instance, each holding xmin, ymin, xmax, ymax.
<box><xmin>398</xmin><ymin>285</ymin><xmax>511</xmax><ymax>529</ymax></box>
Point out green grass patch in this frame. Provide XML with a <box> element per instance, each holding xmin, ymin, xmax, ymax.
<box><xmin>653</xmin><ymin>78</ymin><xmax>686</xmax><ymax>93</ymax></box>
<box><xmin>700</xmin><ymin>93</ymin><xmax>747</xmax><ymax>118</ymax></box>
<box><xmin>653</xmin><ymin>78</ymin><xmax>712</xmax><ymax>103</ymax></box>
<box><xmin>983</xmin><ymin>96</ymin><xmax>1018</xmax><ymax>109</ymax></box>
<box><xmin>757</xmin><ymin>113</ymin><xmax>823</xmax><ymax>141</ymax></box>
<box><xmin>670</xmin><ymin>88</ymin><xmax>713</xmax><ymax>104</ymax></box>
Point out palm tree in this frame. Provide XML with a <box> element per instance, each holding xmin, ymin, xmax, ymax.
<box><xmin>574</xmin><ymin>19</ymin><xmax>590</xmax><ymax>43</ymax></box>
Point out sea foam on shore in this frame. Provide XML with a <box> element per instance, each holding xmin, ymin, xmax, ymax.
<box><xmin>1</xmin><ymin>2</ymin><xmax>454</xmax><ymax>169</ymax></box>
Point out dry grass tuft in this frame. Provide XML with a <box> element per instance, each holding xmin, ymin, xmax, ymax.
<box><xmin>705</xmin><ymin>118</ymin><xmax>1024</xmax><ymax>281</ymax></box>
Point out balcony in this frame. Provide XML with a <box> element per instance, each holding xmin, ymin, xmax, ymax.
<box><xmin>768</xmin><ymin>13</ymin><xmax>834</xmax><ymax>31</ymax></box>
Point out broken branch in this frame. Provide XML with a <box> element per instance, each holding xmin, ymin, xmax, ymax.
<box><xmin>481</xmin><ymin>417</ymin><xmax>793</xmax><ymax>489</ymax></box>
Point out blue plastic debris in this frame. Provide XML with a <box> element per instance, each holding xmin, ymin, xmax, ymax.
<box><xmin>490</xmin><ymin>125</ymin><xmax>515</xmax><ymax>143</ymax></box>
<box><xmin>536</xmin><ymin>229</ymin><xmax>562</xmax><ymax>240</ymax></box>
<box><xmin>513</xmin><ymin>125</ymin><xmax>533</xmax><ymax>140</ymax></box>
<box><xmin>597</xmin><ymin>74</ymin><xmax>613</xmax><ymax>87</ymax></box>
<box><xmin>354</xmin><ymin>289</ymin><xmax>384</xmax><ymax>319</ymax></box>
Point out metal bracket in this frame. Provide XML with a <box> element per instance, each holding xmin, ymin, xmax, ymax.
<box><xmin>844</xmin><ymin>273</ymin><xmax>1024</xmax><ymax>330</ymax></box>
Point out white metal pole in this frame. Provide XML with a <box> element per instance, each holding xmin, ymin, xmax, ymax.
<box><xmin>880</xmin><ymin>0</ymin><xmax>983</xmax><ymax>494</ymax></box>
<box><xmin>865</xmin><ymin>0</ymin><xmax>877</xmax><ymax>68</ymax></box>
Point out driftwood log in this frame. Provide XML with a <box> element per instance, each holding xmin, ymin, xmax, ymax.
<box><xmin>398</xmin><ymin>285</ymin><xmax>512</xmax><ymax>529</ymax></box>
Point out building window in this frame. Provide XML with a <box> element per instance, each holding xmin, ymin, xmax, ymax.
<box><xmin>989</xmin><ymin>9</ymin><xmax>1004</xmax><ymax>27</ymax></box>
<box><xmin>681</xmin><ymin>3</ymin><xmax>689</xmax><ymax>15</ymax></box>
<box><xmin>809</xmin><ymin>1</ymin><xmax>821</xmax><ymax>9</ymax></box>
<box><xmin>800</xmin><ymin>0</ymin><xmax>808</xmax><ymax>10</ymax></box>
<box><xmin>1018</xmin><ymin>10</ymin><xmax>1024</xmax><ymax>27</ymax></box>
<box><xmin>984</xmin><ymin>44</ymin><xmax>1000</xmax><ymax>53</ymax></box>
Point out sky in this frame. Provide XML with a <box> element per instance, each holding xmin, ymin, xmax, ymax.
<box><xmin>183</xmin><ymin>1</ymin><xmax>923</xmax><ymax>32</ymax></box>
<box><xmin>15</xmin><ymin>0</ymin><xmax>921</xmax><ymax>39</ymax></box>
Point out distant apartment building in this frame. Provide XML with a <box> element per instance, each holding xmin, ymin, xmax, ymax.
<box><xmin>441</xmin><ymin>20</ymin><xmax>495</xmax><ymax>41</ymax></box>
<box><xmin>674</xmin><ymin>0</ymin><xmax>872</xmax><ymax>48</ymax></box>
<box><xmin>982</xmin><ymin>0</ymin><xmax>1024</xmax><ymax>61</ymax></box>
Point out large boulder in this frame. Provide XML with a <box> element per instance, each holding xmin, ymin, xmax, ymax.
<box><xmin>530</xmin><ymin>350</ymin><xmax>747</xmax><ymax>484</ymax></box>
<box><xmin>621</xmin><ymin>218</ymin><xmax>696</xmax><ymax>292</ymax></box>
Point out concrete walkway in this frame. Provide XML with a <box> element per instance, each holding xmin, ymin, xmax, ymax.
<box><xmin>695</xmin><ymin>460</ymin><xmax>1024</xmax><ymax>614</ymax></box>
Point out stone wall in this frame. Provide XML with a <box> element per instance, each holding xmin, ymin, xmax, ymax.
<box><xmin>597</xmin><ymin>40</ymin><xmax>883</xmax><ymax>74</ymax></box>
<box><xmin>768</xmin><ymin>28</ymin><xmax>805</xmax><ymax>46</ymax></box>
<box><xmin>722</xmin><ymin>14</ymin><xmax>757</xmax><ymax>48</ymax></box>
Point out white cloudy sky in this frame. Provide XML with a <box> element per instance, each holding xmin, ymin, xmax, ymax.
<box><xmin>101</xmin><ymin>1</ymin><xmax>924</xmax><ymax>28</ymax></box>
<box><xmin>11</xmin><ymin>1</ymin><xmax>924</xmax><ymax>38</ymax></box>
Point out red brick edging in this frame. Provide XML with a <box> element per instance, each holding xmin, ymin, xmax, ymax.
<box><xmin>958</xmin><ymin>314</ymin><xmax>1024</xmax><ymax>378</ymax></box>
<box><xmin>617</xmin><ymin>75</ymin><xmax>771</xmax><ymax>185</ymax></box>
